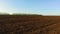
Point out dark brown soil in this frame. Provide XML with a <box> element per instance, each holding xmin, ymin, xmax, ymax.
<box><xmin>0</xmin><ymin>15</ymin><xmax>60</xmax><ymax>34</ymax></box>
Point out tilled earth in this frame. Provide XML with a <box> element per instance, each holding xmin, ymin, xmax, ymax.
<box><xmin>0</xmin><ymin>15</ymin><xmax>60</xmax><ymax>34</ymax></box>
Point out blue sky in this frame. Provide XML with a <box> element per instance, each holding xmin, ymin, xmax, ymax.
<box><xmin>0</xmin><ymin>0</ymin><xmax>60</xmax><ymax>15</ymax></box>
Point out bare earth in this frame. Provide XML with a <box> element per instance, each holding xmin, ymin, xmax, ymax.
<box><xmin>0</xmin><ymin>15</ymin><xmax>60</xmax><ymax>34</ymax></box>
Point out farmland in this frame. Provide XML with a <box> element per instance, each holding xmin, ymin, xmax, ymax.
<box><xmin>0</xmin><ymin>15</ymin><xmax>60</xmax><ymax>34</ymax></box>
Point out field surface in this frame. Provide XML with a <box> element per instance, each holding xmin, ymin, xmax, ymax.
<box><xmin>0</xmin><ymin>15</ymin><xmax>60</xmax><ymax>34</ymax></box>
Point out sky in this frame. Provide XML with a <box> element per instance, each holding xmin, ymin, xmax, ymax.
<box><xmin>0</xmin><ymin>0</ymin><xmax>60</xmax><ymax>15</ymax></box>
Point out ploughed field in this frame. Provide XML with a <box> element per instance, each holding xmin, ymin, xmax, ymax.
<box><xmin>0</xmin><ymin>15</ymin><xmax>60</xmax><ymax>34</ymax></box>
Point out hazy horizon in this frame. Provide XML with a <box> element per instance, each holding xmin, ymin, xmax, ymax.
<box><xmin>0</xmin><ymin>0</ymin><xmax>60</xmax><ymax>15</ymax></box>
